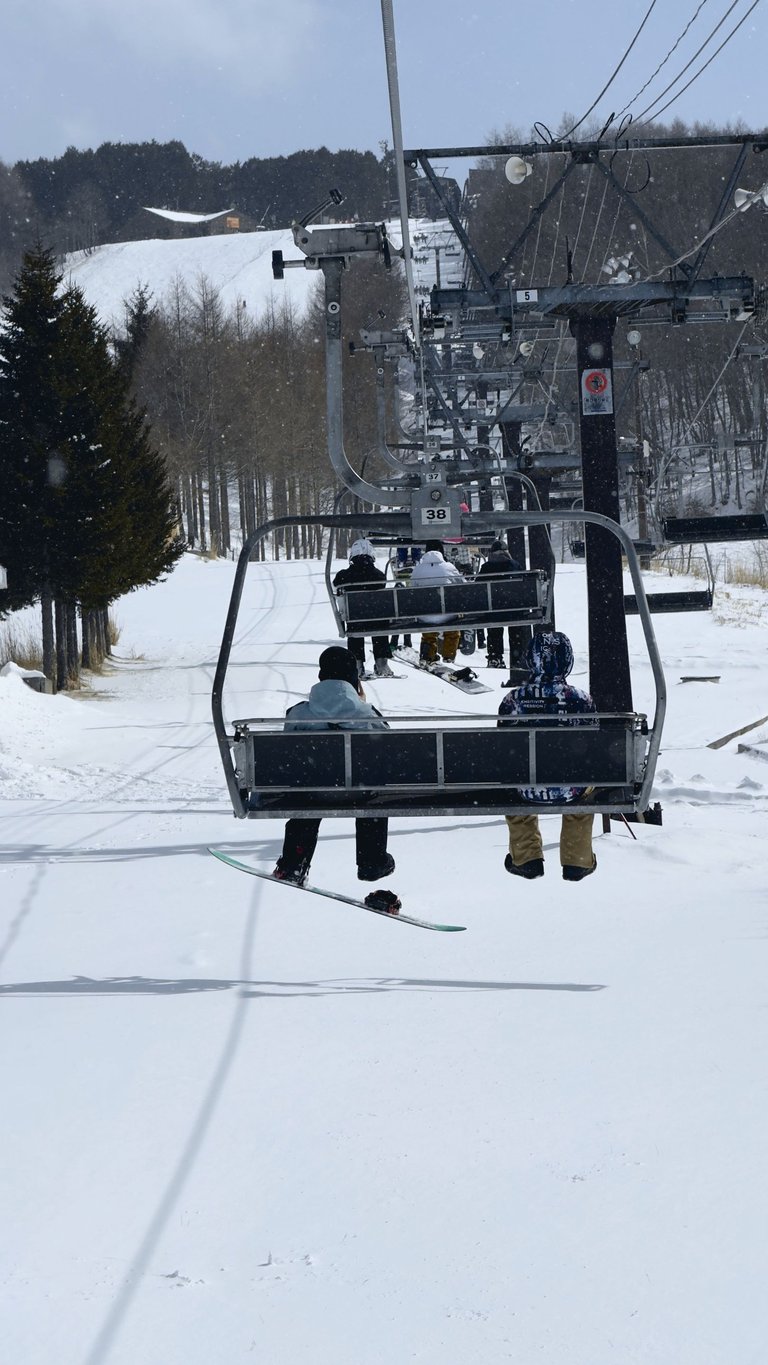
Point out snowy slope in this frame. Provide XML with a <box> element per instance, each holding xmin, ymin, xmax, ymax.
<box><xmin>63</xmin><ymin>227</ymin><xmax>323</xmax><ymax>329</ymax></box>
<box><xmin>63</xmin><ymin>216</ymin><xmax>457</xmax><ymax>331</ymax></box>
<box><xmin>2</xmin><ymin>553</ymin><xmax>767</xmax><ymax>1365</ymax></box>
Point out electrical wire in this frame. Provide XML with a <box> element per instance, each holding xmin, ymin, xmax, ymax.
<box><xmin>559</xmin><ymin>0</ymin><xmax>659</xmax><ymax>140</ymax></box>
<box><xmin>614</xmin><ymin>0</ymin><xmax>712</xmax><ymax>121</ymax></box>
<box><xmin>632</xmin><ymin>0</ymin><xmax>761</xmax><ymax>125</ymax></box>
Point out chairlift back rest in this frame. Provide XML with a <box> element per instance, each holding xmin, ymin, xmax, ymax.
<box><xmin>336</xmin><ymin>571</ymin><xmax>549</xmax><ymax>635</ymax></box>
<box><xmin>229</xmin><ymin>716</ymin><xmax>650</xmax><ymax>817</ymax></box>
<box><xmin>624</xmin><ymin>588</ymin><xmax>713</xmax><ymax>614</ymax></box>
<box><xmin>663</xmin><ymin>513</ymin><xmax>768</xmax><ymax>543</ymax></box>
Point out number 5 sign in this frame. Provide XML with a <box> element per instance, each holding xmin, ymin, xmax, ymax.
<box><xmin>581</xmin><ymin>367</ymin><xmax>613</xmax><ymax>416</ymax></box>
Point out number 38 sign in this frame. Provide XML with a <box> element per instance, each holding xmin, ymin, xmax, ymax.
<box><xmin>580</xmin><ymin>367</ymin><xmax>613</xmax><ymax>416</ymax></box>
<box><xmin>420</xmin><ymin>506</ymin><xmax>452</xmax><ymax>525</ymax></box>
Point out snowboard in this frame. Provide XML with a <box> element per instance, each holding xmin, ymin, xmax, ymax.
<box><xmin>459</xmin><ymin>630</ymin><xmax>476</xmax><ymax>656</ymax></box>
<box><xmin>208</xmin><ymin>849</ymin><xmax>466</xmax><ymax>932</ymax></box>
<box><xmin>359</xmin><ymin>669</ymin><xmax>407</xmax><ymax>681</ymax></box>
<box><xmin>394</xmin><ymin>649</ymin><xmax>491</xmax><ymax>694</ymax></box>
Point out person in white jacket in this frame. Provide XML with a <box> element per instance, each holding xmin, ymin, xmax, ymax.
<box><xmin>409</xmin><ymin>541</ymin><xmax>465</xmax><ymax>664</ymax></box>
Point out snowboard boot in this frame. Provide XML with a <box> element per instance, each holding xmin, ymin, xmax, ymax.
<box><xmin>486</xmin><ymin>655</ymin><xmax>505</xmax><ymax>669</ymax></box>
<box><xmin>357</xmin><ymin>853</ymin><xmax>396</xmax><ymax>881</ymax></box>
<box><xmin>273</xmin><ymin>857</ymin><xmax>310</xmax><ymax>887</ymax></box>
<box><xmin>374</xmin><ymin>658</ymin><xmax>395</xmax><ymax>678</ymax></box>
<box><xmin>504</xmin><ymin>853</ymin><xmax>544</xmax><ymax>880</ymax></box>
<box><xmin>562</xmin><ymin>856</ymin><xmax>597</xmax><ymax>882</ymax></box>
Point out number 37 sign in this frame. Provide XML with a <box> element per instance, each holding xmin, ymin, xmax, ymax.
<box><xmin>580</xmin><ymin>367</ymin><xmax>613</xmax><ymax>416</ymax></box>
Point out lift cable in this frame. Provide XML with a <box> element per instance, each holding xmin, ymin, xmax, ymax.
<box><xmin>558</xmin><ymin>0</ymin><xmax>659</xmax><ymax>140</ymax></box>
<box><xmin>613</xmin><ymin>0</ymin><xmax>713</xmax><ymax>121</ymax></box>
<box><xmin>632</xmin><ymin>0</ymin><xmax>762</xmax><ymax>126</ymax></box>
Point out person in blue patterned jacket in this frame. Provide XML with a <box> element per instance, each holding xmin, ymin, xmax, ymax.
<box><xmin>498</xmin><ymin>630</ymin><xmax>597</xmax><ymax>881</ymax></box>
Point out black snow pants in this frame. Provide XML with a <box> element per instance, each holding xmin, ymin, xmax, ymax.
<box><xmin>280</xmin><ymin>817</ymin><xmax>388</xmax><ymax>872</ymax></box>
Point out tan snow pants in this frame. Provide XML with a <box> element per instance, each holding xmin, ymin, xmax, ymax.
<box><xmin>421</xmin><ymin>630</ymin><xmax>461</xmax><ymax>663</ymax></box>
<box><xmin>505</xmin><ymin>812</ymin><xmax>595</xmax><ymax>869</ymax></box>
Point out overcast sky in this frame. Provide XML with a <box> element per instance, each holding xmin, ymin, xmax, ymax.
<box><xmin>4</xmin><ymin>0</ymin><xmax>768</xmax><ymax>177</ymax></box>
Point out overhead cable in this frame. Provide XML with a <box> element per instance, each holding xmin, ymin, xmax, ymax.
<box><xmin>632</xmin><ymin>0</ymin><xmax>761</xmax><ymax>125</ymax></box>
<box><xmin>614</xmin><ymin>0</ymin><xmax>712</xmax><ymax>120</ymax></box>
<box><xmin>559</xmin><ymin>0</ymin><xmax>659</xmax><ymax>140</ymax></box>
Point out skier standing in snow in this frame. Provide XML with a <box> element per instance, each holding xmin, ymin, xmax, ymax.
<box><xmin>409</xmin><ymin>540</ymin><xmax>466</xmax><ymax>665</ymax></box>
<box><xmin>498</xmin><ymin>631</ymin><xmax>597</xmax><ymax>881</ymax></box>
<box><xmin>273</xmin><ymin>645</ymin><xmax>396</xmax><ymax>886</ymax></box>
<box><xmin>477</xmin><ymin>538</ymin><xmax>526</xmax><ymax>673</ymax></box>
<box><xmin>333</xmin><ymin>538</ymin><xmax>395</xmax><ymax>677</ymax></box>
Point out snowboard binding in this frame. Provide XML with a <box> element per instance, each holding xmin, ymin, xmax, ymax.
<box><xmin>363</xmin><ymin>890</ymin><xmax>402</xmax><ymax>915</ymax></box>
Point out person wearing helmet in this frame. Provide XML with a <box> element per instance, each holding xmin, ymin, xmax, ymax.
<box><xmin>409</xmin><ymin>540</ymin><xmax>465</xmax><ymax>664</ymax></box>
<box><xmin>333</xmin><ymin>538</ymin><xmax>395</xmax><ymax>678</ymax></box>
<box><xmin>273</xmin><ymin>645</ymin><xmax>395</xmax><ymax>886</ymax></box>
<box><xmin>498</xmin><ymin>631</ymin><xmax>597</xmax><ymax>881</ymax></box>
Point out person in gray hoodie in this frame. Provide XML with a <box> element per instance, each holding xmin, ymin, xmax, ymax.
<box><xmin>273</xmin><ymin>645</ymin><xmax>396</xmax><ymax>886</ymax></box>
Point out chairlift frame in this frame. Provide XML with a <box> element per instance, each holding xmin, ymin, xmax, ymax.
<box><xmin>624</xmin><ymin>543</ymin><xmax>716</xmax><ymax>614</ymax></box>
<box><xmin>211</xmin><ymin>508</ymin><xmax>666</xmax><ymax>822</ymax></box>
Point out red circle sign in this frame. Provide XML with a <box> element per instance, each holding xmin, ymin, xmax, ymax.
<box><xmin>585</xmin><ymin>370</ymin><xmax>608</xmax><ymax>394</ymax></box>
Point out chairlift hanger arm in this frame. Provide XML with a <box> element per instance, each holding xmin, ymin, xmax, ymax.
<box><xmin>212</xmin><ymin>512</ymin><xmax>412</xmax><ymax>815</ymax></box>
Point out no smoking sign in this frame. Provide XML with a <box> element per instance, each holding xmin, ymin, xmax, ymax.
<box><xmin>581</xmin><ymin>367</ymin><xmax>613</xmax><ymax>415</ymax></box>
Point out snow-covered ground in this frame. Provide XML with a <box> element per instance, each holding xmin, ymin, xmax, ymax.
<box><xmin>2</xmin><ymin>552</ymin><xmax>767</xmax><ymax>1365</ymax></box>
<box><xmin>62</xmin><ymin>217</ymin><xmax>453</xmax><ymax>331</ymax></box>
<box><xmin>63</xmin><ymin>226</ymin><xmax>322</xmax><ymax>330</ymax></box>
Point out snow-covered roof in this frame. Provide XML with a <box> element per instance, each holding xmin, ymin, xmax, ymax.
<box><xmin>143</xmin><ymin>206</ymin><xmax>235</xmax><ymax>223</ymax></box>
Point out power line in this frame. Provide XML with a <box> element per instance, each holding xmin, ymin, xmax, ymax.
<box><xmin>632</xmin><ymin>0</ymin><xmax>761</xmax><ymax>125</ymax></box>
<box><xmin>614</xmin><ymin>0</ymin><xmax>712</xmax><ymax>120</ymax></box>
<box><xmin>559</xmin><ymin>0</ymin><xmax>659</xmax><ymax>139</ymax></box>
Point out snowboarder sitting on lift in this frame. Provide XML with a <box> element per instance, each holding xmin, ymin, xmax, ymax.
<box><xmin>273</xmin><ymin>645</ymin><xmax>396</xmax><ymax>887</ymax></box>
<box><xmin>477</xmin><ymin>538</ymin><xmax>526</xmax><ymax>673</ymax></box>
<box><xmin>333</xmin><ymin>538</ymin><xmax>394</xmax><ymax>678</ymax></box>
<box><xmin>498</xmin><ymin>631</ymin><xmax>597</xmax><ymax>881</ymax></box>
<box><xmin>409</xmin><ymin>540</ymin><xmax>465</xmax><ymax>664</ymax></box>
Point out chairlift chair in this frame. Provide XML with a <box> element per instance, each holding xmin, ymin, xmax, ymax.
<box><xmin>211</xmin><ymin>509</ymin><xmax>666</xmax><ymax>824</ymax></box>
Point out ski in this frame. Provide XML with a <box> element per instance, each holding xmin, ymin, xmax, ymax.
<box><xmin>393</xmin><ymin>650</ymin><xmax>492</xmax><ymax>694</ymax></box>
<box><xmin>208</xmin><ymin>849</ymin><xmax>466</xmax><ymax>932</ymax></box>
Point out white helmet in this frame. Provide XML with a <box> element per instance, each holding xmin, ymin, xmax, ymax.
<box><xmin>349</xmin><ymin>538</ymin><xmax>375</xmax><ymax>559</ymax></box>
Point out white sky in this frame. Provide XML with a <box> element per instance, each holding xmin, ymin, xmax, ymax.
<box><xmin>3</xmin><ymin>1</ymin><xmax>768</xmax><ymax>169</ymax></box>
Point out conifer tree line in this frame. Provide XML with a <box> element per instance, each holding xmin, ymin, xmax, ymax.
<box><xmin>0</xmin><ymin>246</ymin><xmax>185</xmax><ymax>688</ymax></box>
<box><xmin>0</xmin><ymin>141</ymin><xmax>395</xmax><ymax>281</ymax></box>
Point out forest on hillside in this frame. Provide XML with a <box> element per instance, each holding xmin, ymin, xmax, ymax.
<box><xmin>1</xmin><ymin>122</ymin><xmax>767</xmax><ymax>567</ymax></box>
<box><xmin>0</xmin><ymin>139</ymin><xmax>396</xmax><ymax>289</ymax></box>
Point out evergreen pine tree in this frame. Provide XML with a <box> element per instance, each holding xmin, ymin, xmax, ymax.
<box><xmin>0</xmin><ymin>245</ymin><xmax>185</xmax><ymax>680</ymax></box>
